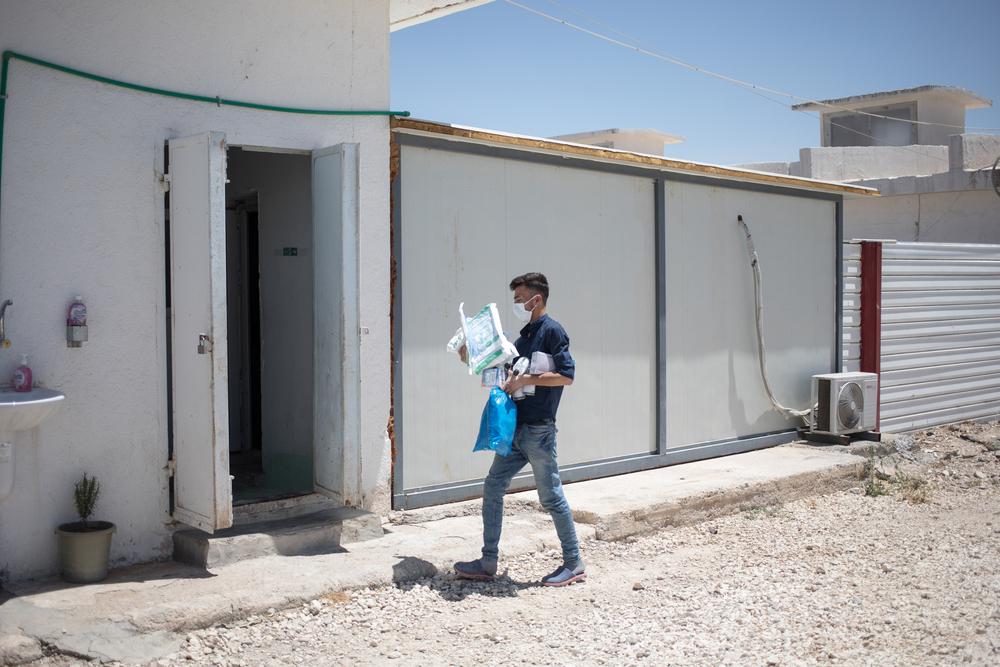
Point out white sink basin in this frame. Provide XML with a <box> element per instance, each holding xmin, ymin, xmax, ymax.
<box><xmin>0</xmin><ymin>388</ymin><xmax>65</xmax><ymax>432</ymax></box>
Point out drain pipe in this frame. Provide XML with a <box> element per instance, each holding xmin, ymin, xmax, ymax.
<box><xmin>0</xmin><ymin>49</ymin><xmax>410</xmax><ymax>230</ymax></box>
<box><xmin>737</xmin><ymin>214</ymin><xmax>814</xmax><ymax>425</ymax></box>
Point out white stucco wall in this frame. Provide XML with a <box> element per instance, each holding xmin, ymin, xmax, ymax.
<box><xmin>0</xmin><ymin>0</ymin><xmax>392</xmax><ymax>581</ymax></box>
<box><xmin>799</xmin><ymin>145</ymin><xmax>950</xmax><ymax>181</ymax></box>
<box><xmin>916</xmin><ymin>94</ymin><xmax>967</xmax><ymax>147</ymax></box>
<box><xmin>950</xmin><ymin>134</ymin><xmax>1000</xmax><ymax>171</ymax></box>
<box><xmin>845</xmin><ymin>190</ymin><xmax>1000</xmax><ymax>244</ymax></box>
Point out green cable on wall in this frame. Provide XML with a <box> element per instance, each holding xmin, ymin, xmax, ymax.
<box><xmin>0</xmin><ymin>50</ymin><xmax>410</xmax><ymax>215</ymax></box>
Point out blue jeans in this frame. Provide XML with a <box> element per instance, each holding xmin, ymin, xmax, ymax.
<box><xmin>481</xmin><ymin>421</ymin><xmax>581</xmax><ymax>566</ymax></box>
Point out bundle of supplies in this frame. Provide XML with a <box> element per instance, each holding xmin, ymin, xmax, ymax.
<box><xmin>510</xmin><ymin>351</ymin><xmax>553</xmax><ymax>400</ymax></box>
<box><xmin>447</xmin><ymin>302</ymin><xmax>518</xmax><ymax>376</ymax></box>
<box><xmin>444</xmin><ymin>302</ymin><xmax>521</xmax><ymax>457</ymax></box>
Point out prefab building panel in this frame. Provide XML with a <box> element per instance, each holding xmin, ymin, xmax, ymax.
<box><xmin>663</xmin><ymin>182</ymin><xmax>838</xmax><ymax>447</ymax></box>
<box><xmin>394</xmin><ymin>133</ymin><xmax>845</xmax><ymax>507</ymax></box>
<box><xmin>397</xmin><ymin>145</ymin><xmax>657</xmax><ymax>495</ymax></box>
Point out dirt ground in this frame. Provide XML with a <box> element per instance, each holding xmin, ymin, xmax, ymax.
<box><xmin>33</xmin><ymin>420</ymin><xmax>1000</xmax><ymax>666</ymax></box>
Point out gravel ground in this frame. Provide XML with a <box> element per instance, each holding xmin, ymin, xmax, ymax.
<box><xmin>39</xmin><ymin>422</ymin><xmax>1000</xmax><ymax>666</ymax></box>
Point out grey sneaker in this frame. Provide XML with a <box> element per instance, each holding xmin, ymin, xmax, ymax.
<box><xmin>541</xmin><ymin>561</ymin><xmax>587</xmax><ymax>587</ymax></box>
<box><xmin>454</xmin><ymin>558</ymin><xmax>497</xmax><ymax>581</ymax></box>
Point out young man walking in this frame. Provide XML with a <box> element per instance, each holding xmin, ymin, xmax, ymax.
<box><xmin>455</xmin><ymin>272</ymin><xmax>586</xmax><ymax>587</ymax></box>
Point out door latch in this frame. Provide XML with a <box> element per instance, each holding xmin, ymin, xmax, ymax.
<box><xmin>198</xmin><ymin>334</ymin><xmax>212</xmax><ymax>355</ymax></box>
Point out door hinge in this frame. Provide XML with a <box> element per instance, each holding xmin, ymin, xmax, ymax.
<box><xmin>157</xmin><ymin>171</ymin><xmax>171</xmax><ymax>193</ymax></box>
<box><xmin>198</xmin><ymin>333</ymin><xmax>213</xmax><ymax>355</ymax></box>
<box><xmin>165</xmin><ymin>458</ymin><xmax>176</xmax><ymax>476</ymax></box>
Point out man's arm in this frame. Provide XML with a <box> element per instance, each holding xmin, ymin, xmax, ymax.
<box><xmin>532</xmin><ymin>372</ymin><xmax>573</xmax><ymax>386</ymax></box>
<box><xmin>506</xmin><ymin>371</ymin><xmax>572</xmax><ymax>393</ymax></box>
<box><xmin>505</xmin><ymin>325</ymin><xmax>575</xmax><ymax>393</ymax></box>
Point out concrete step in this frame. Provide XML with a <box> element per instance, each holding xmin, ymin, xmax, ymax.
<box><xmin>172</xmin><ymin>507</ymin><xmax>383</xmax><ymax>569</ymax></box>
<box><xmin>233</xmin><ymin>493</ymin><xmax>340</xmax><ymax>525</ymax></box>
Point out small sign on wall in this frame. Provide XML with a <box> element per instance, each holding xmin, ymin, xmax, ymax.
<box><xmin>273</xmin><ymin>247</ymin><xmax>309</xmax><ymax>257</ymax></box>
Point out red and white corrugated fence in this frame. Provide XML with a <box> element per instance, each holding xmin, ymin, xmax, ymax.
<box><xmin>844</xmin><ymin>240</ymin><xmax>1000</xmax><ymax>432</ymax></box>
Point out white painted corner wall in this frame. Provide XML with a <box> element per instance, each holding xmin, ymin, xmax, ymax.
<box><xmin>0</xmin><ymin>0</ymin><xmax>392</xmax><ymax>581</ymax></box>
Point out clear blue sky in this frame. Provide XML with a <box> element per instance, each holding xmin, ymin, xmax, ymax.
<box><xmin>391</xmin><ymin>0</ymin><xmax>1000</xmax><ymax>166</ymax></box>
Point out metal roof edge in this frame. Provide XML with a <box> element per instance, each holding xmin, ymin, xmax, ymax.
<box><xmin>391</xmin><ymin>118</ymin><xmax>878</xmax><ymax>198</ymax></box>
<box><xmin>791</xmin><ymin>85</ymin><xmax>992</xmax><ymax>112</ymax></box>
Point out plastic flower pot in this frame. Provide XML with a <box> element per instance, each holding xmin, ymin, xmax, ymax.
<box><xmin>56</xmin><ymin>521</ymin><xmax>115</xmax><ymax>583</ymax></box>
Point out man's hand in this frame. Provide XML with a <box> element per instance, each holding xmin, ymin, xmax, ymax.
<box><xmin>458</xmin><ymin>343</ymin><xmax>468</xmax><ymax>365</ymax></box>
<box><xmin>503</xmin><ymin>373</ymin><xmax>526</xmax><ymax>396</ymax></box>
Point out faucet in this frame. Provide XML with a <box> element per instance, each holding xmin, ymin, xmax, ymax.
<box><xmin>0</xmin><ymin>300</ymin><xmax>12</xmax><ymax>345</ymax></box>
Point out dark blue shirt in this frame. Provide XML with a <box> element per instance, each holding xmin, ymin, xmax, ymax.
<box><xmin>513</xmin><ymin>314</ymin><xmax>575</xmax><ymax>425</ymax></box>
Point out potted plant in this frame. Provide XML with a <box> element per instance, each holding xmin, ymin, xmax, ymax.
<box><xmin>56</xmin><ymin>473</ymin><xmax>115</xmax><ymax>583</ymax></box>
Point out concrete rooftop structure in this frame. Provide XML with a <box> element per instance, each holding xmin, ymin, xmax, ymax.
<box><xmin>549</xmin><ymin>128</ymin><xmax>685</xmax><ymax>157</ymax></box>
<box><xmin>791</xmin><ymin>85</ymin><xmax>992</xmax><ymax>113</ymax></box>
<box><xmin>738</xmin><ymin>84</ymin><xmax>1000</xmax><ymax>243</ymax></box>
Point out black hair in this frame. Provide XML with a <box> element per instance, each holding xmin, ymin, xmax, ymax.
<box><xmin>509</xmin><ymin>272</ymin><xmax>549</xmax><ymax>304</ymax></box>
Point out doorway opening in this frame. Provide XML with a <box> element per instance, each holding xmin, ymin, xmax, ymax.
<box><xmin>225</xmin><ymin>147</ymin><xmax>314</xmax><ymax>505</ymax></box>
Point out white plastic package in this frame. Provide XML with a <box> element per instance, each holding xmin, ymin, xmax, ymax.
<box><xmin>481</xmin><ymin>366</ymin><xmax>508</xmax><ymax>388</ymax></box>
<box><xmin>522</xmin><ymin>351</ymin><xmax>554</xmax><ymax>397</ymax></box>
<box><xmin>509</xmin><ymin>356</ymin><xmax>531</xmax><ymax>401</ymax></box>
<box><xmin>459</xmin><ymin>302</ymin><xmax>518</xmax><ymax>375</ymax></box>
<box><xmin>446</xmin><ymin>327</ymin><xmax>465</xmax><ymax>354</ymax></box>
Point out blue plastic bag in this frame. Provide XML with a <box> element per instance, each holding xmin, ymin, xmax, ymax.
<box><xmin>473</xmin><ymin>386</ymin><xmax>517</xmax><ymax>457</ymax></box>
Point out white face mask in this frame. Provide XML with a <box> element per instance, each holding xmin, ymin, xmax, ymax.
<box><xmin>512</xmin><ymin>296</ymin><xmax>535</xmax><ymax>323</ymax></box>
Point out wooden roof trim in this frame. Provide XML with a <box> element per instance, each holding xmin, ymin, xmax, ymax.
<box><xmin>391</xmin><ymin>118</ymin><xmax>879</xmax><ymax>197</ymax></box>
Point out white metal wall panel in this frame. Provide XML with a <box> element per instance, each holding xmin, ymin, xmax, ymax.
<box><xmin>398</xmin><ymin>146</ymin><xmax>656</xmax><ymax>492</ymax></box>
<box><xmin>879</xmin><ymin>242</ymin><xmax>1000</xmax><ymax>432</ymax></box>
<box><xmin>842</xmin><ymin>242</ymin><xmax>862</xmax><ymax>372</ymax></box>
<box><xmin>664</xmin><ymin>183</ymin><xmax>837</xmax><ymax>446</ymax></box>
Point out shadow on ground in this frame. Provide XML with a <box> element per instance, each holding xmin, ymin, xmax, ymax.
<box><xmin>391</xmin><ymin>556</ymin><xmax>543</xmax><ymax>601</ymax></box>
<box><xmin>1</xmin><ymin>560</ymin><xmax>214</xmax><ymax>600</ymax></box>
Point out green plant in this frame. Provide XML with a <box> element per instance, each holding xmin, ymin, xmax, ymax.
<box><xmin>861</xmin><ymin>447</ymin><xmax>890</xmax><ymax>497</ymax></box>
<box><xmin>741</xmin><ymin>501</ymin><xmax>787</xmax><ymax>520</ymax></box>
<box><xmin>864</xmin><ymin>477</ymin><xmax>889</xmax><ymax>497</ymax></box>
<box><xmin>74</xmin><ymin>473</ymin><xmax>101</xmax><ymax>528</ymax></box>
<box><xmin>893</xmin><ymin>470</ymin><xmax>930</xmax><ymax>504</ymax></box>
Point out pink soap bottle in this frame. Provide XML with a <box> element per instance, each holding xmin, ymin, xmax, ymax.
<box><xmin>13</xmin><ymin>355</ymin><xmax>32</xmax><ymax>393</ymax></box>
<box><xmin>68</xmin><ymin>296</ymin><xmax>87</xmax><ymax>326</ymax></box>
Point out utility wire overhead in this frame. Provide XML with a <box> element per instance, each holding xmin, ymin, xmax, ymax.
<box><xmin>505</xmin><ymin>0</ymin><xmax>1000</xmax><ymax>134</ymax></box>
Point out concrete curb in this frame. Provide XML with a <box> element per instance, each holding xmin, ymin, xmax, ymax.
<box><xmin>581</xmin><ymin>459</ymin><xmax>861</xmax><ymax>541</ymax></box>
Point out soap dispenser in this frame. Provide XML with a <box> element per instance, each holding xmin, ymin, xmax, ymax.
<box><xmin>67</xmin><ymin>295</ymin><xmax>88</xmax><ymax>348</ymax></box>
<box><xmin>13</xmin><ymin>355</ymin><xmax>32</xmax><ymax>392</ymax></box>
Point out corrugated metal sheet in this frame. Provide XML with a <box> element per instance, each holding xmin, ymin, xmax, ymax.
<box><xmin>842</xmin><ymin>242</ymin><xmax>862</xmax><ymax>372</ymax></box>
<box><xmin>878</xmin><ymin>242</ymin><xmax>1000</xmax><ymax>432</ymax></box>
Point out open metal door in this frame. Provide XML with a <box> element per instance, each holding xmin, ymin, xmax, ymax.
<box><xmin>312</xmin><ymin>143</ymin><xmax>360</xmax><ymax>504</ymax></box>
<box><xmin>168</xmin><ymin>132</ymin><xmax>233</xmax><ymax>532</ymax></box>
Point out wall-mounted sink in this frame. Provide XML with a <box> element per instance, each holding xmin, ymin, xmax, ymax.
<box><xmin>0</xmin><ymin>388</ymin><xmax>65</xmax><ymax>432</ymax></box>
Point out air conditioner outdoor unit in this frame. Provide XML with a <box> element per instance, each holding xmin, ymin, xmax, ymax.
<box><xmin>811</xmin><ymin>372</ymin><xmax>878</xmax><ymax>435</ymax></box>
